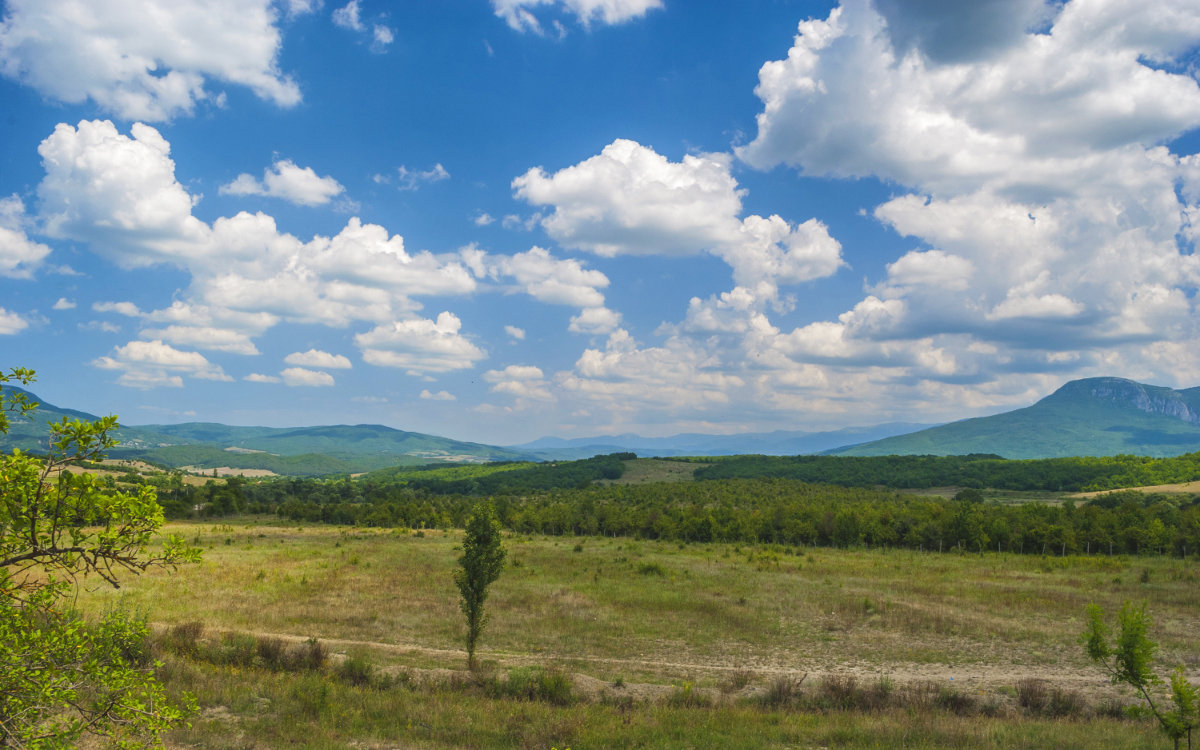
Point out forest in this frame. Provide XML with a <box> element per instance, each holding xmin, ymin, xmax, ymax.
<box><xmin>146</xmin><ymin>453</ymin><xmax>1200</xmax><ymax>557</ymax></box>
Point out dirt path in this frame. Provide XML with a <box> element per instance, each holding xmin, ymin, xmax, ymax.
<box><xmin>169</xmin><ymin>625</ymin><xmax>1157</xmax><ymax>704</ymax></box>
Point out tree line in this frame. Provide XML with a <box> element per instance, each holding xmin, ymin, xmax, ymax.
<box><xmin>693</xmin><ymin>452</ymin><xmax>1200</xmax><ymax>492</ymax></box>
<box><xmin>171</xmin><ymin>473</ymin><xmax>1200</xmax><ymax>557</ymax></box>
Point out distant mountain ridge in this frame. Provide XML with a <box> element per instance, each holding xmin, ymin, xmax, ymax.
<box><xmin>510</xmin><ymin>423</ymin><xmax>939</xmax><ymax>460</ymax></box>
<box><xmin>832</xmin><ymin>377</ymin><xmax>1200</xmax><ymax>459</ymax></box>
<box><xmin>0</xmin><ymin>385</ymin><xmax>531</xmax><ymax>474</ymax></box>
<box><xmin>8</xmin><ymin>376</ymin><xmax>1200</xmax><ymax>472</ymax></box>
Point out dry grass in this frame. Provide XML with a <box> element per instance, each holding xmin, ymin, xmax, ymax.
<box><xmin>595</xmin><ymin>457</ymin><xmax>709</xmax><ymax>484</ymax></box>
<box><xmin>67</xmin><ymin>517</ymin><xmax>1200</xmax><ymax>748</ymax></box>
<box><xmin>80</xmin><ymin>519</ymin><xmax>1200</xmax><ymax>697</ymax></box>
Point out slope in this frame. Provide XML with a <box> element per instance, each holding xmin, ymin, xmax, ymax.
<box><xmin>832</xmin><ymin>377</ymin><xmax>1200</xmax><ymax>458</ymax></box>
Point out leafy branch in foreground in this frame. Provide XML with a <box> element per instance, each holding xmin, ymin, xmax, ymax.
<box><xmin>0</xmin><ymin>367</ymin><xmax>199</xmax><ymax>749</ymax></box>
<box><xmin>1083</xmin><ymin>601</ymin><xmax>1199</xmax><ymax>750</ymax></box>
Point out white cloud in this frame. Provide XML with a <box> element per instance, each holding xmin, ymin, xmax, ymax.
<box><xmin>281</xmin><ymin>367</ymin><xmax>335</xmax><ymax>386</ymax></box>
<box><xmin>244</xmin><ymin>372</ymin><xmax>281</xmax><ymax>383</ymax></box>
<box><xmin>494</xmin><ymin>246</ymin><xmax>608</xmax><ymax>307</ymax></box>
<box><xmin>698</xmin><ymin>0</ymin><xmax>1200</xmax><ymax>402</ymax></box>
<box><xmin>220</xmin><ymin>159</ymin><xmax>345</xmax><ymax>206</ymax></box>
<box><xmin>32</xmin><ymin>121</ymin><xmax>478</xmax><ymax>338</ymax></box>
<box><xmin>355</xmin><ymin>311</ymin><xmax>486</xmax><ymax>374</ymax></box>
<box><xmin>140</xmin><ymin>325</ymin><xmax>260</xmax><ymax>355</ymax></box>
<box><xmin>0</xmin><ymin>195</ymin><xmax>51</xmax><ymax>278</ymax></box>
<box><xmin>474</xmin><ymin>212</ymin><xmax>495</xmax><ymax>226</ymax></box>
<box><xmin>371</xmin><ymin>25</ymin><xmax>395</xmax><ymax>52</ymax></box>
<box><xmin>81</xmin><ymin>320</ymin><xmax>121</xmax><ymax>334</ymax></box>
<box><xmin>332</xmin><ymin>0</ymin><xmax>364</xmax><ymax>31</ymax></box>
<box><xmin>284</xmin><ymin>348</ymin><xmax>352</xmax><ymax>369</ymax></box>
<box><xmin>568</xmin><ymin>306</ymin><xmax>621</xmax><ymax>334</ymax></box>
<box><xmin>52</xmin><ymin>298</ymin><xmax>75</xmax><ymax>310</ymax></box>
<box><xmin>37</xmin><ymin>120</ymin><xmax>209</xmax><ymax>269</ymax></box>
<box><xmin>0</xmin><ymin>307</ymin><xmax>27</xmax><ymax>335</ymax></box>
<box><xmin>419</xmin><ymin>389</ymin><xmax>456</xmax><ymax>401</ymax></box>
<box><xmin>485</xmin><ymin>364</ymin><xmax>553</xmax><ymax>401</ymax></box>
<box><xmin>0</xmin><ymin>0</ymin><xmax>301</xmax><ymax>121</ymax></box>
<box><xmin>504</xmin><ymin>324</ymin><xmax>525</xmax><ymax>340</ymax></box>
<box><xmin>93</xmin><ymin>301</ymin><xmax>142</xmax><ymax>317</ymax></box>
<box><xmin>492</xmin><ymin>0</ymin><xmax>662</xmax><ymax>34</ymax></box>
<box><xmin>514</xmin><ymin>139</ymin><xmax>745</xmax><ymax>258</ymax></box>
<box><xmin>395</xmin><ymin>163</ymin><xmax>449</xmax><ymax>191</ymax></box>
<box><xmin>92</xmin><ymin>339</ymin><xmax>231</xmax><ymax>388</ymax></box>
<box><xmin>284</xmin><ymin>0</ymin><xmax>321</xmax><ymax>17</ymax></box>
<box><xmin>513</xmin><ymin>138</ymin><xmax>843</xmax><ymax>309</ymax></box>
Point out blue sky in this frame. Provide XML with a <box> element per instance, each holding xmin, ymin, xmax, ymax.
<box><xmin>2</xmin><ymin>0</ymin><xmax>1200</xmax><ymax>445</ymax></box>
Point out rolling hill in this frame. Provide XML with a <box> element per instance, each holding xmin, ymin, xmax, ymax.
<box><xmin>0</xmin><ymin>385</ymin><xmax>532</xmax><ymax>474</ymax></box>
<box><xmin>831</xmin><ymin>377</ymin><xmax>1200</xmax><ymax>458</ymax></box>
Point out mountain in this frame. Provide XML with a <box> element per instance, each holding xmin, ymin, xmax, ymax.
<box><xmin>1</xmin><ymin>386</ymin><xmax>532</xmax><ymax>474</ymax></box>
<box><xmin>512</xmin><ymin>423</ymin><xmax>939</xmax><ymax>460</ymax></box>
<box><xmin>830</xmin><ymin>377</ymin><xmax>1200</xmax><ymax>459</ymax></box>
<box><xmin>0</xmin><ymin>385</ymin><xmax>110</xmax><ymax>451</ymax></box>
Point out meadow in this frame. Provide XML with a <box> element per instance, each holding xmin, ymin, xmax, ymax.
<box><xmin>78</xmin><ymin>517</ymin><xmax>1200</xmax><ymax>749</ymax></box>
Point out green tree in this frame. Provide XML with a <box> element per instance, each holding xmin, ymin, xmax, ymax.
<box><xmin>0</xmin><ymin>367</ymin><xmax>198</xmax><ymax>748</ymax></box>
<box><xmin>453</xmin><ymin>499</ymin><xmax>505</xmax><ymax>670</ymax></box>
<box><xmin>1083</xmin><ymin>602</ymin><xmax>1199</xmax><ymax>749</ymax></box>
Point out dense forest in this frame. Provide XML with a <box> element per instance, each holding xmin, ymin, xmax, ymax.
<box><xmin>146</xmin><ymin>453</ymin><xmax>1200</xmax><ymax>558</ymax></box>
<box><xmin>694</xmin><ymin>452</ymin><xmax>1200</xmax><ymax>491</ymax></box>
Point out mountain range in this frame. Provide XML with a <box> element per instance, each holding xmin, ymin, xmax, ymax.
<box><xmin>4</xmin><ymin>376</ymin><xmax>1200</xmax><ymax>474</ymax></box>
<box><xmin>831</xmin><ymin>377</ymin><xmax>1200</xmax><ymax>458</ymax></box>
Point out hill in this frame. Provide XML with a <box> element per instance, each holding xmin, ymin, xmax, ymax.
<box><xmin>0</xmin><ymin>386</ymin><xmax>532</xmax><ymax>475</ymax></box>
<box><xmin>832</xmin><ymin>377</ymin><xmax>1200</xmax><ymax>458</ymax></box>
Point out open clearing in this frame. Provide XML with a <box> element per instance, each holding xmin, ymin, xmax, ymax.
<box><xmin>74</xmin><ymin>518</ymin><xmax>1199</xmax><ymax>749</ymax></box>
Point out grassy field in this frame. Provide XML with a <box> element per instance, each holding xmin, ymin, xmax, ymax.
<box><xmin>78</xmin><ymin>518</ymin><xmax>1199</xmax><ymax>748</ymax></box>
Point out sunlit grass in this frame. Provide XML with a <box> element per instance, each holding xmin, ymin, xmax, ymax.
<box><xmin>73</xmin><ymin>517</ymin><xmax>1200</xmax><ymax>748</ymax></box>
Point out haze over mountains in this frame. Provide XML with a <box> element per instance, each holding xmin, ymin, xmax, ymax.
<box><xmin>4</xmin><ymin>376</ymin><xmax>1200</xmax><ymax>474</ymax></box>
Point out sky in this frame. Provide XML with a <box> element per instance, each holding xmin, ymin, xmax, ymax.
<box><xmin>2</xmin><ymin>0</ymin><xmax>1200</xmax><ymax>446</ymax></box>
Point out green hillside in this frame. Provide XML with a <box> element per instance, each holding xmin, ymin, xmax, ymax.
<box><xmin>833</xmin><ymin>377</ymin><xmax>1200</xmax><ymax>458</ymax></box>
<box><xmin>0</xmin><ymin>385</ymin><xmax>110</xmax><ymax>452</ymax></box>
<box><xmin>1</xmin><ymin>386</ymin><xmax>532</xmax><ymax>473</ymax></box>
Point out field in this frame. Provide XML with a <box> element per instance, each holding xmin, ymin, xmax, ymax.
<box><xmin>77</xmin><ymin>518</ymin><xmax>1200</xmax><ymax>749</ymax></box>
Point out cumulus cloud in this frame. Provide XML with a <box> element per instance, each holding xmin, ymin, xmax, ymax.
<box><xmin>504</xmin><ymin>325</ymin><xmax>526</xmax><ymax>340</ymax></box>
<box><xmin>92</xmin><ymin>339</ymin><xmax>231</xmax><ymax>388</ymax></box>
<box><xmin>32</xmin><ymin>121</ymin><xmax>479</xmax><ymax>342</ymax></box>
<box><xmin>0</xmin><ymin>195</ymin><xmax>51</xmax><ymax>278</ymax></box>
<box><xmin>492</xmin><ymin>0</ymin><xmax>662</xmax><ymax>34</ymax></box>
<box><xmin>485</xmin><ymin>364</ymin><xmax>553</xmax><ymax>401</ymax></box>
<box><xmin>0</xmin><ymin>0</ymin><xmax>301</xmax><ymax>121</ymax></box>
<box><xmin>513</xmin><ymin>138</ymin><xmax>844</xmax><ymax>307</ymax></box>
<box><xmin>140</xmin><ymin>325</ymin><xmax>260</xmax><ymax>355</ymax></box>
<box><xmin>420</xmin><ymin>389</ymin><xmax>456</xmax><ymax>401</ymax></box>
<box><xmin>355</xmin><ymin>312</ymin><xmax>486</xmax><ymax>374</ymax></box>
<box><xmin>52</xmin><ymin>298</ymin><xmax>75</xmax><ymax>310</ymax></box>
<box><xmin>0</xmin><ymin>307</ymin><xmax>27</xmax><ymax>335</ymax></box>
<box><xmin>220</xmin><ymin>159</ymin><xmax>345</xmax><ymax>206</ymax></box>
<box><xmin>708</xmin><ymin>0</ymin><xmax>1200</xmax><ymax>406</ymax></box>
<box><xmin>281</xmin><ymin>367</ymin><xmax>335</xmax><ymax>386</ymax></box>
<box><xmin>244</xmin><ymin>372</ymin><xmax>281</xmax><ymax>383</ymax></box>
<box><xmin>284</xmin><ymin>349</ymin><xmax>352</xmax><ymax>368</ymax></box>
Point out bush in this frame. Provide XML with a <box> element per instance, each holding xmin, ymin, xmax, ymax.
<box><xmin>486</xmin><ymin>666</ymin><xmax>575</xmax><ymax>705</ymax></box>
<box><xmin>759</xmin><ymin>675</ymin><xmax>804</xmax><ymax>708</ymax></box>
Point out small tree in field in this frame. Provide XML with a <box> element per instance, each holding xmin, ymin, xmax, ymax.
<box><xmin>1083</xmin><ymin>602</ymin><xmax>1199</xmax><ymax>750</ymax></box>
<box><xmin>1</xmin><ymin>367</ymin><xmax>198</xmax><ymax>748</ymax></box>
<box><xmin>454</xmin><ymin>499</ymin><xmax>505</xmax><ymax>670</ymax></box>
